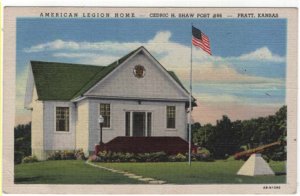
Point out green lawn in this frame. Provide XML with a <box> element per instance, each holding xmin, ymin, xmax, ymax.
<box><xmin>15</xmin><ymin>160</ymin><xmax>144</xmax><ymax>184</ymax></box>
<box><xmin>15</xmin><ymin>160</ymin><xmax>286</xmax><ymax>184</ymax></box>
<box><xmin>95</xmin><ymin>160</ymin><xmax>286</xmax><ymax>184</ymax></box>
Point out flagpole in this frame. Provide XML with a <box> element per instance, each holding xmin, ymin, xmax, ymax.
<box><xmin>188</xmin><ymin>26</ymin><xmax>211</xmax><ymax>165</ymax></box>
<box><xmin>188</xmin><ymin>24</ymin><xmax>193</xmax><ymax>166</ymax></box>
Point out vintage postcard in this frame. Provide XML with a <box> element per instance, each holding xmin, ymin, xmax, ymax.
<box><xmin>2</xmin><ymin>7</ymin><xmax>297</xmax><ymax>194</ymax></box>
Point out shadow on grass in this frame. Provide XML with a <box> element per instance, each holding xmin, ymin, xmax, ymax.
<box><xmin>15</xmin><ymin>176</ymin><xmax>43</xmax><ymax>183</ymax></box>
<box><xmin>275</xmin><ymin>172</ymin><xmax>286</xmax><ymax>176</ymax></box>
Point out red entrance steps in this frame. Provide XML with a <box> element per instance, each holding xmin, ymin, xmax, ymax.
<box><xmin>95</xmin><ymin>136</ymin><xmax>197</xmax><ymax>155</ymax></box>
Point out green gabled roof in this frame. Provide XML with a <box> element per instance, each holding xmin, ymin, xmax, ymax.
<box><xmin>31</xmin><ymin>61</ymin><xmax>104</xmax><ymax>100</ymax></box>
<box><xmin>31</xmin><ymin>46</ymin><xmax>191</xmax><ymax>101</ymax></box>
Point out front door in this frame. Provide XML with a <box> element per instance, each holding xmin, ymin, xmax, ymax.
<box><xmin>125</xmin><ymin>111</ymin><xmax>152</xmax><ymax>137</ymax></box>
<box><xmin>132</xmin><ymin>112</ymin><xmax>145</xmax><ymax>136</ymax></box>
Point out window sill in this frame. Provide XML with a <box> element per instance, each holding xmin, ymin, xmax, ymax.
<box><xmin>98</xmin><ymin>128</ymin><xmax>112</xmax><ymax>131</ymax></box>
<box><xmin>54</xmin><ymin>131</ymin><xmax>72</xmax><ymax>134</ymax></box>
<box><xmin>165</xmin><ymin>128</ymin><xmax>177</xmax><ymax>131</ymax></box>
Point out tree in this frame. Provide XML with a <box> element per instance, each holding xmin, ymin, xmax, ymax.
<box><xmin>14</xmin><ymin>122</ymin><xmax>31</xmax><ymax>164</ymax></box>
<box><xmin>192</xmin><ymin>105</ymin><xmax>287</xmax><ymax>160</ymax></box>
<box><xmin>275</xmin><ymin>105</ymin><xmax>287</xmax><ymax>137</ymax></box>
<box><xmin>209</xmin><ymin>115</ymin><xmax>240</xmax><ymax>159</ymax></box>
<box><xmin>187</xmin><ymin>122</ymin><xmax>202</xmax><ymax>143</ymax></box>
<box><xmin>194</xmin><ymin>116</ymin><xmax>240</xmax><ymax>159</ymax></box>
<box><xmin>192</xmin><ymin>122</ymin><xmax>201</xmax><ymax>130</ymax></box>
<box><xmin>193</xmin><ymin>123</ymin><xmax>214</xmax><ymax>147</ymax></box>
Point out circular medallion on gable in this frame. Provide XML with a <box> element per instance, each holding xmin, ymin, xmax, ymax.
<box><xmin>133</xmin><ymin>65</ymin><xmax>146</xmax><ymax>78</ymax></box>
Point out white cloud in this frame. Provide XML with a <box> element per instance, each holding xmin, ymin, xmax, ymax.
<box><xmin>148</xmin><ymin>31</ymin><xmax>172</xmax><ymax>43</ymax></box>
<box><xmin>24</xmin><ymin>39</ymin><xmax>80</xmax><ymax>52</ymax></box>
<box><xmin>52</xmin><ymin>52</ymin><xmax>95</xmax><ymax>58</ymax></box>
<box><xmin>24</xmin><ymin>39</ymin><xmax>141</xmax><ymax>53</ymax></box>
<box><xmin>232</xmin><ymin>47</ymin><xmax>285</xmax><ymax>63</ymax></box>
<box><xmin>24</xmin><ymin>31</ymin><xmax>174</xmax><ymax>53</ymax></box>
<box><xmin>192</xmin><ymin>47</ymin><xmax>285</xmax><ymax>63</ymax></box>
<box><xmin>24</xmin><ymin>31</ymin><xmax>285</xmax><ymax>69</ymax></box>
<box><xmin>52</xmin><ymin>53</ymin><xmax>118</xmax><ymax>65</ymax></box>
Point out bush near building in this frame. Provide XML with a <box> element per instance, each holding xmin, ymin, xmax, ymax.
<box><xmin>47</xmin><ymin>149</ymin><xmax>87</xmax><ymax>160</ymax></box>
<box><xmin>22</xmin><ymin>155</ymin><xmax>38</xmax><ymax>164</ymax></box>
<box><xmin>89</xmin><ymin>151</ymin><xmax>213</xmax><ymax>162</ymax></box>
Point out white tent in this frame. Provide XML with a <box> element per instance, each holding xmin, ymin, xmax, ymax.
<box><xmin>237</xmin><ymin>153</ymin><xmax>275</xmax><ymax>176</ymax></box>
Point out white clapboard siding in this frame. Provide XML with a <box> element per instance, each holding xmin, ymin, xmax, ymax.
<box><xmin>87</xmin><ymin>52</ymin><xmax>188</xmax><ymax>100</ymax></box>
<box><xmin>75</xmin><ymin>100</ymin><xmax>90</xmax><ymax>155</ymax></box>
<box><xmin>43</xmin><ymin>101</ymin><xmax>76</xmax><ymax>151</ymax></box>
<box><xmin>31</xmin><ymin>87</ymin><xmax>45</xmax><ymax>160</ymax></box>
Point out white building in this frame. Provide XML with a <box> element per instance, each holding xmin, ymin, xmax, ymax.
<box><xmin>25</xmin><ymin>46</ymin><xmax>195</xmax><ymax>160</ymax></box>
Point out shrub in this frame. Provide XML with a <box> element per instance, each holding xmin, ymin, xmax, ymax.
<box><xmin>22</xmin><ymin>155</ymin><xmax>38</xmax><ymax>163</ymax></box>
<box><xmin>124</xmin><ymin>152</ymin><xmax>135</xmax><ymax>162</ymax></box>
<box><xmin>92</xmin><ymin>151</ymin><xmax>213</xmax><ymax>162</ymax></box>
<box><xmin>192</xmin><ymin>153</ymin><xmax>214</xmax><ymax>162</ymax></box>
<box><xmin>197</xmin><ymin>147</ymin><xmax>211</xmax><ymax>156</ymax></box>
<box><xmin>47</xmin><ymin>151</ymin><xmax>63</xmax><ymax>160</ymax></box>
<box><xmin>191</xmin><ymin>147</ymin><xmax>214</xmax><ymax>162</ymax></box>
<box><xmin>75</xmin><ymin>149</ymin><xmax>86</xmax><ymax>160</ymax></box>
<box><xmin>61</xmin><ymin>150</ymin><xmax>76</xmax><ymax>160</ymax></box>
<box><xmin>269</xmin><ymin>151</ymin><xmax>286</xmax><ymax>161</ymax></box>
<box><xmin>94</xmin><ymin>151</ymin><xmax>167</xmax><ymax>162</ymax></box>
<box><xmin>14</xmin><ymin>151</ymin><xmax>24</xmax><ymax>164</ymax></box>
<box><xmin>47</xmin><ymin>150</ymin><xmax>82</xmax><ymax>160</ymax></box>
<box><xmin>98</xmin><ymin>151</ymin><xmax>112</xmax><ymax>162</ymax></box>
<box><xmin>168</xmin><ymin>155</ymin><xmax>176</xmax><ymax>162</ymax></box>
<box><xmin>136</xmin><ymin>153</ymin><xmax>150</xmax><ymax>162</ymax></box>
<box><xmin>135</xmin><ymin>152</ymin><xmax>168</xmax><ymax>162</ymax></box>
<box><xmin>111</xmin><ymin>152</ymin><xmax>122</xmax><ymax>162</ymax></box>
<box><xmin>174</xmin><ymin>153</ymin><xmax>187</xmax><ymax>161</ymax></box>
<box><xmin>150</xmin><ymin>151</ymin><xmax>168</xmax><ymax>162</ymax></box>
<box><xmin>168</xmin><ymin>153</ymin><xmax>187</xmax><ymax>162</ymax></box>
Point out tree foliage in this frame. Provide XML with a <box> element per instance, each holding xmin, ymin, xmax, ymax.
<box><xmin>14</xmin><ymin>122</ymin><xmax>31</xmax><ymax>164</ymax></box>
<box><xmin>192</xmin><ymin>106</ymin><xmax>287</xmax><ymax>160</ymax></box>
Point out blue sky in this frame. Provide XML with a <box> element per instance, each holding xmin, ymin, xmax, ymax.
<box><xmin>16</xmin><ymin>18</ymin><xmax>287</xmax><ymax>124</ymax></box>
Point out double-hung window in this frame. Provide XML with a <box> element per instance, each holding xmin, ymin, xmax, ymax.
<box><xmin>56</xmin><ymin>107</ymin><xmax>69</xmax><ymax>132</ymax></box>
<box><xmin>166</xmin><ymin>106</ymin><xmax>176</xmax><ymax>129</ymax></box>
<box><xmin>100</xmin><ymin>103</ymin><xmax>111</xmax><ymax>128</ymax></box>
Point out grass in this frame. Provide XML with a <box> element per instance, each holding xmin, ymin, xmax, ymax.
<box><xmin>96</xmin><ymin>160</ymin><xmax>286</xmax><ymax>184</ymax></box>
<box><xmin>14</xmin><ymin>160</ymin><xmax>144</xmax><ymax>184</ymax></box>
<box><xmin>15</xmin><ymin>160</ymin><xmax>286</xmax><ymax>184</ymax></box>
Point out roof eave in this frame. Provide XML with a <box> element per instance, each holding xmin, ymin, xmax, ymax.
<box><xmin>71</xmin><ymin>95</ymin><xmax>86</xmax><ymax>103</ymax></box>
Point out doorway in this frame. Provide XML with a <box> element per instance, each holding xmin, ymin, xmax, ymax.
<box><xmin>125</xmin><ymin>111</ymin><xmax>152</xmax><ymax>137</ymax></box>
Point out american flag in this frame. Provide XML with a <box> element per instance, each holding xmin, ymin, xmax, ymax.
<box><xmin>192</xmin><ymin>26</ymin><xmax>212</xmax><ymax>55</ymax></box>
